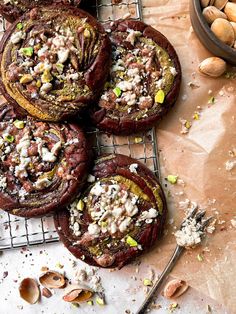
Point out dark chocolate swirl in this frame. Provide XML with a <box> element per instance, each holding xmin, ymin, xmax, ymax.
<box><xmin>0</xmin><ymin>6</ymin><xmax>111</xmax><ymax>121</ymax></box>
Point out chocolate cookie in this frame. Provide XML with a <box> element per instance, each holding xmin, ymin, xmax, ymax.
<box><xmin>90</xmin><ymin>20</ymin><xmax>181</xmax><ymax>135</ymax></box>
<box><xmin>0</xmin><ymin>103</ymin><xmax>90</xmax><ymax>217</ymax></box>
<box><xmin>54</xmin><ymin>154</ymin><xmax>167</xmax><ymax>268</ymax></box>
<box><xmin>0</xmin><ymin>6</ymin><xmax>111</xmax><ymax>121</ymax></box>
<box><xmin>0</xmin><ymin>0</ymin><xmax>82</xmax><ymax>23</ymax></box>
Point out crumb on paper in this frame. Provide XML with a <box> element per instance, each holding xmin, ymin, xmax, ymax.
<box><xmin>187</xmin><ymin>81</ymin><xmax>200</xmax><ymax>89</ymax></box>
<box><xmin>230</xmin><ymin>219</ymin><xmax>236</xmax><ymax>228</ymax></box>
<box><xmin>208</xmin><ymin>96</ymin><xmax>215</xmax><ymax>104</ymax></box>
<box><xmin>206</xmin><ymin>219</ymin><xmax>217</xmax><ymax>234</ymax></box>
<box><xmin>225</xmin><ymin>160</ymin><xmax>236</xmax><ymax>171</ymax></box>
<box><xmin>179</xmin><ymin>118</ymin><xmax>191</xmax><ymax>134</ymax></box>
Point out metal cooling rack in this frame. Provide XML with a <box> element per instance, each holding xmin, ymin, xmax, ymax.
<box><xmin>0</xmin><ymin>0</ymin><xmax>161</xmax><ymax>251</ymax></box>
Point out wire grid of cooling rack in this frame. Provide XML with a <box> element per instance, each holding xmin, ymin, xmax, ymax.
<box><xmin>0</xmin><ymin>0</ymin><xmax>161</xmax><ymax>251</ymax></box>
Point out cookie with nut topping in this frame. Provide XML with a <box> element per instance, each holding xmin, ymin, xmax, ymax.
<box><xmin>90</xmin><ymin>20</ymin><xmax>181</xmax><ymax>135</ymax></box>
<box><xmin>0</xmin><ymin>0</ymin><xmax>82</xmax><ymax>23</ymax></box>
<box><xmin>0</xmin><ymin>103</ymin><xmax>90</xmax><ymax>217</ymax></box>
<box><xmin>0</xmin><ymin>6</ymin><xmax>111</xmax><ymax>121</ymax></box>
<box><xmin>54</xmin><ymin>153</ymin><xmax>167</xmax><ymax>268</ymax></box>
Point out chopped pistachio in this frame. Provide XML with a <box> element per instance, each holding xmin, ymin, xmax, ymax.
<box><xmin>71</xmin><ymin>303</ymin><xmax>79</xmax><ymax>308</ymax></box>
<box><xmin>84</xmin><ymin>29</ymin><xmax>90</xmax><ymax>38</ymax></box>
<box><xmin>87</xmin><ymin>300</ymin><xmax>93</xmax><ymax>306</ymax></box>
<box><xmin>76</xmin><ymin>200</ymin><xmax>84</xmax><ymax>211</ymax></box>
<box><xmin>126</xmin><ymin>235</ymin><xmax>138</xmax><ymax>247</ymax></box>
<box><xmin>101</xmin><ymin>221</ymin><xmax>108</xmax><ymax>228</ymax></box>
<box><xmin>19</xmin><ymin>74</ymin><xmax>33</xmax><ymax>84</ymax></box>
<box><xmin>56</xmin><ymin>63</ymin><xmax>64</xmax><ymax>74</ymax></box>
<box><xmin>19</xmin><ymin>47</ymin><xmax>33</xmax><ymax>57</ymax></box>
<box><xmin>155</xmin><ymin>89</ymin><xmax>165</xmax><ymax>104</ymax></box>
<box><xmin>185</xmin><ymin>120</ymin><xmax>191</xmax><ymax>129</ymax></box>
<box><xmin>96</xmin><ymin>297</ymin><xmax>105</xmax><ymax>306</ymax></box>
<box><xmin>16</xmin><ymin>23</ymin><xmax>23</xmax><ymax>30</ymax></box>
<box><xmin>134</xmin><ymin>137</ymin><xmax>143</xmax><ymax>144</ymax></box>
<box><xmin>4</xmin><ymin>134</ymin><xmax>14</xmax><ymax>143</ymax></box>
<box><xmin>197</xmin><ymin>254</ymin><xmax>203</xmax><ymax>262</ymax></box>
<box><xmin>13</xmin><ymin>120</ymin><xmax>25</xmax><ymax>129</ymax></box>
<box><xmin>104</xmin><ymin>82</ymin><xmax>111</xmax><ymax>89</ymax></box>
<box><xmin>143</xmin><ymin>278</ymin><xmax>153</xmax><ymax>286</ymax></box>
<box><xmin>193</xmin><ymin>112</ymin><xmax>200</xmax><ymax>120</ymax></box>
<box><xmin>55</xmin><ymin>262</ymin><xmax>64</xmax><ymax>269</ymax></box>
<box><xmin>36</xmin><ymin>80</ymin><xmax>42</xmax><ymax>88</ymax></box>
<box><xmin>169</xmin><ymin>302</ymin><xmax>178</xmax><ymax>311</ymax></box>
<box><xmin>41</xmin><ymin>69</ymin><xmax>53</xmax><ymax>83</ymax></box>
<box><xmin>208</xmin><ymin>96</ymin><xmax>215</xmax><ymax>104</ymax></box>
<box><xmin>167</xmin><ymin>175</ymin><xmax>178</xmax><ymax>184</ymax></box>
<box><xmin>113</xmin><ymin>86</ymin><xmax>122</xmax><ymax>98</ymax></box>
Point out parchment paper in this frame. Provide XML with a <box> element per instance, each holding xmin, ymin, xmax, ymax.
<box><xmin>141</xmin><ymin>0</ymin><xmax>236</xmax><ymax>311</ymax></box>
<box><xmin>0</xmin><ymin>0</ymin><xmax>235</xmax><ymax>312</ymax></box>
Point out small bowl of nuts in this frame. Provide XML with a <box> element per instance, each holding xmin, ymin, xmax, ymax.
<box><xmin>190</xmin><ymin>0</ymin><xmax>236</xmax><ymax>65</ymax></box>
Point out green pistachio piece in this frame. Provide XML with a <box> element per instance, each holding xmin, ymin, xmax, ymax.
<box><xmin>4</xmin><ymin>134</ymin><xmax>14</xmax><ymax>143</ymax></box>
<box><xmin>155</xmin><ymin>89</ymin><xmax>165</xmax><ymax>104</ymax></box>
<box><xmin>197</xmin><ymin>254</ymin><xmax>203</xmax><ymax>262</ymax></box>
<box><xmin>143</xmin><ymin>278</ymin><xmax>153</xmax><ymax>286</ymax></box>
<box><xmin>208</xmin><ymin>96</ymin><xmax>215</xmax><ymax>104</ymax></box>
<box><xmin>41</xmin><ymin>69</ymin><xmax>53</xmax><ymax>83</ymax></box>
<box><xmin>113</xmin><ymin>87</ymin><xmax>122</xmax><ymax>98</ymax></box>
<box><xmin>76</xmin><ymin>200</ymin><xmax>84</xmax><ymax>211</ymax></box>
<box><xmin>19</xmin><ymin>47</ymin><xmax>34</xmax><ymax>57</ymax></box>
<box><xmin>87</xmin><ymin>300</ymin><xmax>93</xmax><ymax>306</ymax></box>
<box><xmin>55</xmin><ymin>63</ymin><xmax>64</xmax><ymax>73</ymax></box>
<box><xmin>19</xmin><ymin>74</ymin><xmax>33</xmax><ymax>84</ymax></box>
<box><xmin>167</xmin><ymin>175</ymin><xmax>178</xmax><ymax>184</ymax></box>
<box><xmin>126</xmin><ymin>235</ymin><xmax>138</xmax><ymax>247</ymax></box>
<box><xmin>96</xmin><ymin>297</ymin><xmax>105</xmax><ymax>306</ymax></box>
<box><xmin>16</xmin><ymin>23</ymin><xmax>23</xmax><ymax>30</ymax></box>
<box><xmin>13</xmin><ymin>120</ymin><xmax>25</xmax><ymax>129</ymax></box>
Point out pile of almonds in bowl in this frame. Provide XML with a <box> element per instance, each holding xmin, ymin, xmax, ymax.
<box><xmin>201</xmin><ymin>0</ymin><xmax>236</xmax><ymax>49</ymax></box>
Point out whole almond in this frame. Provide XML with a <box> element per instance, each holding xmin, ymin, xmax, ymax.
<box><xmin>230</xmin><ymin>21</ymin><xmax>236</xmax><ymax>36</ymax></box>
<box><xmin>199</xmin><ymin>57</ymin><xmax>227</xmax><ymax>77</ymax></box>
<box><xmin>203</xmin><ymin>6</ymin><xmax>227</xmax><ymax>24</ymax></box>
<box><xmin>200</xmin><ymin>0</ymin><xmax>211</xmax><ymax>8</ymax></box>
<box><xmin>211</xmin><ymin>18</ymin><xmax>235</xmax><ymax>46</ymax></box>
<box><xmin>214</xmin><ymin>0</ymin><xmax>228</xmax><ymax>10</ymax></box>
<box><xmin>224</xmin><ymin>2</ymin><xmax>236</xmax><ymax>22</ymax></box>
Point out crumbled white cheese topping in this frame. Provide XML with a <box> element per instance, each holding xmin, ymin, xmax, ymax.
<box><xmin>129</xmin><ymin>163</ymin><xmax>138</xmax><ymax>173</ymax></box>
<box><xmin>0</xmin><ymin>175</ymin><xmax>7</xmax><ymax>190</ymax></box>
<box><xmin>34</xmin><ymin>177</ymin><xmax>52</xmax><ymax>190</ymax></box>
<box><xmin>174</xmin><ymin>217</ymin><xmax>204</xmax><ymax>247</ymax></box>
<box><xmin>10</xmin><ymin>31</ymin><xmax>25</xmax><ymax>44</ymax></box>
<box><xmin>87</xmin><ymin>174</ymin><xmax>96</xmax><ymax>183</ymax></box>
<box><xmin>75</xmin><ymin>267</ymin><xmax>104</xmax><ymax>293</ymax></box>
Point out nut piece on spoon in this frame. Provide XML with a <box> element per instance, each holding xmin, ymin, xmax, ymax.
<box><xmin>198</xmin><ymin>56</ymin><xmax>227</xmax><ymax>77</ymax></box>
<box><xmin>19</xmin><ymin>278</ymin><xmax>40</xmax><ymax>304</ymax></box>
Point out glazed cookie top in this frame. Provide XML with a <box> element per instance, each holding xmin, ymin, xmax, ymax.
<box><xmin>0</xmin><ymin>6</ymin><xmax>111</xmax><ymax>121</ymax></box>
<box><xmin>91</xmin><ymin>20</ymin><xmax>181</xmax><ymax>135</ymax></box>
<box><xmin>0</xmin><ymin>103</ymin><xmax>90</xmax><ymax>217</ymax></box>
<box><xmin>55</xmin><ymin>154</ymin><xmax>167</xmax><ymax>268</ymax></box>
